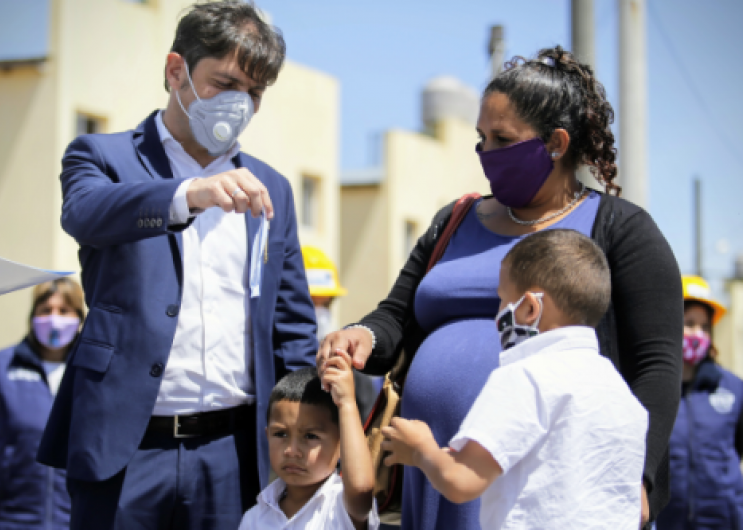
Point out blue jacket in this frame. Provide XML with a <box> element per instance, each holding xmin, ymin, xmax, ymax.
<box><xmin>37</xmin><ymin>111</ymin><xmax>318</xmax><ymax>487</ymax></box>
<box><xmin>657</xmin><ymin>359</ymin><xmax>743</xmax><ymax>529</ymax></box>
<box><xmin>0</xmin><ymin>340</ymin><xmax>70</xmax><ymax>529</ymax></box>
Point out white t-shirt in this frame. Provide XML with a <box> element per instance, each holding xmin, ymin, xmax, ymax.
<box><xmin>238</xmin><ymin>472</ymin><xmax>380</xmax><ymax>530</ymax></box>
<box><xmin>449</xmin><ymin>326</ymin><xmax>648</xmax><ymax>530</ymax></box>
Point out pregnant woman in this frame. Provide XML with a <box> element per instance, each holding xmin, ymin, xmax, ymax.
<box><xmin>318</xmin><ymin>46</ymin><xmax>682</xmax><ymax>530</ymax></box>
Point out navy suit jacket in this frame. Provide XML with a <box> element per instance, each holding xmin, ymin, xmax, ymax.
<box><xmin>37</xmin><ymin>111</ymin><xmax>318</xmax><ymax>486</ymax></box>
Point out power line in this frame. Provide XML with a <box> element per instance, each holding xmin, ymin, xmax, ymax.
<box><xmin>647</xmin><ymin>1</ymin><xmax>742</xmax><ymax>169</ymax></box>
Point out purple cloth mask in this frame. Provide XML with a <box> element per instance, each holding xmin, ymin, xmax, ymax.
<box><xmin>477</xmin><ymin>137</ymin><xmax>554</xmax><ymax>208</ymax></box>
<box><xmin>32</xmin><ymin>315</ymin><xmax>80</xmax><ymax>349</ymax></box>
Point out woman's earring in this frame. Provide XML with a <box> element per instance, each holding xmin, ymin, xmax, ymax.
<box><xmin>551</xmin><ymin>152</ymin><xmax>559</xmax><ymax>159</ymax></box>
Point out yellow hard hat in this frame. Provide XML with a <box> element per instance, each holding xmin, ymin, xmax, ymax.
<box><xmin>302</xmin><ymin>246</ymin><xmax>347</xmax><ymax>298</ymax></box>
<box><xmin>682</xmin><ymin>275</ymin><xmax>726</xmax><ymax>325</ymax></box>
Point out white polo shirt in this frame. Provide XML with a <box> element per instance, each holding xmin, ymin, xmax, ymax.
<box><xmin>450</xmin><ymin>326</ymin><xmax>648</xmax><ymax>530</ymax></box>
<box><xmin>238</xmin><ymin>473</ymin><xmax>380</xmax><ymax>530</ymax></box>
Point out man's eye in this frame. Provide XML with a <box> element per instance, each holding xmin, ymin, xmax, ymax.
<box><xmin>497</xmin><ymin>136</ymin><xmax>511</xmax><ymax>144</ymax></box>
<box><xmin>272</xmin><ymin>431</ymin><xmax>287</xmax><ymax>438</ymax></box>
<box><xmin>305</xmin><ymin>433</ymin><xmax>319</xmax><ymax>440</ymax></box>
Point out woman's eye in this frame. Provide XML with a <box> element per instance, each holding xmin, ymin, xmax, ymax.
<box><xmin>497</xmin><ymin>136</ymin><xmax>510</xmax><ymax>144</ymax></box>
<box><xmin>305</xmin><ymin>433</ymin><xmax>319</xmax><ymax>440</ymax></box>
<box><xmin>272</xmin><ymin>431</ymin><xmax>287</xmax><ymax>438</ymax></box>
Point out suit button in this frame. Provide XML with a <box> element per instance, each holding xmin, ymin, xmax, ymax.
<box><xmin>137</xmin><ymin>219</ymin><xmax>143</xmax><ymax>228</ymax></box>
<box><xmin>156</xmin><ymin>218</ymin><xmax>163</xmax><ymax>228</ymax></box>
<box><xmin>166</xmin><ymin>304</ymin><xmax>179</xmax><ymax>317</ymax></box>
<box><xmin>150</xmin><ymin>363</ymin><xmax>164</xmax><ymax>377</ymax></box>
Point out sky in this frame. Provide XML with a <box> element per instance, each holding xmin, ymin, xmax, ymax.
<box><xmin>258</xmin><ymin>0</ymin><xmax>743</xmax><ymax>300</ymax></box>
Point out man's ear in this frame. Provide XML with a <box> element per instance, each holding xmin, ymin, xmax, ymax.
<box><xmin>164</xmin><ymin>52</ymin><xmax>186</xmax><ymax>92</ymax></box>
<box><xmin>545</xmin><ymin>128</ymin><xmax>570</xmax><ymax>161</ymax></box>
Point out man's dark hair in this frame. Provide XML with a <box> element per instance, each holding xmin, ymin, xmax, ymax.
<box><xmin>165</xmin><ymin>1</ymin><xmax>286</xmax><ymax>91</ymax></box>
<box><xmin>503</xmin><ymin>229</ymin><xmax>611</xmax><ymax>328</ymax></box>
<box><xmin>267</xmin><ymin>367</ymin><xmax>338</xmax><ymax>424</ymax></box>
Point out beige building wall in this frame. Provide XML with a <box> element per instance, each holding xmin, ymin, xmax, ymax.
<box><xmin>340</xmin><ymin>116</ymin><xmax>489</xmax><ymax>326</ymax></box>
<box><xmin>0</xmin><ymin>0</ymin><xmax>339</xmax><ymax>347</ymax></box>
<box><xmin>714</xmin><ymin>280</ymin><xmax>743</xmax><ymax>378</ymax></box>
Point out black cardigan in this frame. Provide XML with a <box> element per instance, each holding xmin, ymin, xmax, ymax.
<box><xmin>358</xmin><ymin>193</ymin><xmax>683</xmax><ymax>520</ymax></box>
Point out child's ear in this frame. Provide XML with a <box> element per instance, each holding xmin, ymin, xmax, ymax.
<box><xmin>522</xmin><ymin>291</ymin><xmax>543</xmax><ymax>327</ymax></box>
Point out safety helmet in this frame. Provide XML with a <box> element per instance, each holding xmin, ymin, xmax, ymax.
<box><xmin>302</xmin><ymin>246</ymin><xmax>347</xmax><ymax>298</ymax></box>
<box><xmin>682</xmin><ymin>275</ymin><xmax>727</xmax><ymax>325</ymax></box>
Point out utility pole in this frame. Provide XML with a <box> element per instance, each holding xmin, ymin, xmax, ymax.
<box><xmin>694</xmin><ymin>178</ymin><xmax>703</xmax><ymax>277</ymax></box>
<box><xmin>619</xmin><ymin>0</ymin><xmax>648</xmax><ymax>207</ymax></box>
<box><xmin>488</xmin><ymin>25</ymin><xmax>505</xmax><ymax>80</ymax></box>
<box><xmin>571</xmin><ymin>0</ymin><xmax>597</xmax><ymax>189</ymax></box>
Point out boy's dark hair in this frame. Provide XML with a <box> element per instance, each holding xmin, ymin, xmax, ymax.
<box><xmin>503</xmin><ymin>229</ymin><xmax>611</xmax><ymax>327</ymax></box>
<box><xmin>267</xmin><ymin>367</ymin><xmax>338</xmax><ymax>424</ymax></box>
<box><xmin>166</xmin><ymin>1</ymin><xmax>286</xmax><ymax>91</ymax></box>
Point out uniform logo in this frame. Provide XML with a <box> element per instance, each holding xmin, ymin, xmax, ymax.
<box><xmin>710</xmin><ymin>387</ymin><xmax>736</xmax><ymax>414</ymax></box>
<box><xmin>8</xmin><ymin>368</ymin><xmax>42</xmax><ymax>382</ymax></box>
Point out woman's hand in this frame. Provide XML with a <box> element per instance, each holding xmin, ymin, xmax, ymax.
<box><xmin>316</xmin><ymin>328</ymin><xmax>373</xmax><ymax>391</ymax></box>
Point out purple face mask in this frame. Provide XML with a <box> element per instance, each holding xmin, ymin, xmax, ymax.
<box><xmin>477</xmin><ymin>137</ymin><xmax>554</xmax><ymax>208</ymax></box>
<box><xmin>32</xmin><ymin>315</ymin><xmax>80</xmax><ymax>350</ymax></box>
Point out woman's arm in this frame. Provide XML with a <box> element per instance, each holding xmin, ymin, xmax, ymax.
<box><xmin>605</xmin><ymin>206</ymin><xmax>683</xmax><ymax>494</ymax></box>
<box><xmin>317</xmin><ymin>201</ymin><xmax>456</xmax><ymax>376</ymax></box>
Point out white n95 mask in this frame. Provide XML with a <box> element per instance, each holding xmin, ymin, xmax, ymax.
<box><xmin>175</xmin><ymin>61</ymin><xmax>254</xmax><ymax>157</ymax></box>
<box><xmin>495</xmin><ymin>292</ymin><xmax>543</xmax><ymax>350</ymax></box>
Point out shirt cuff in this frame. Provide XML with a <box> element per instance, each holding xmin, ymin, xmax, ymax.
<box><xmin>169</xmin><ymin>178</ymin><xmax>197</xmax><ymax>225</ymax></box>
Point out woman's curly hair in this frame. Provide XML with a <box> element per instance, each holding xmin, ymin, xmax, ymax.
<box><xmin>484</xmin><ymin>46</ymin><xmax>620</xmax><ymax>195</ymax></box>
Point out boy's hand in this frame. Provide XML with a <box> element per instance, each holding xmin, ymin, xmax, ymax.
<box><xmin>381</xmin><ymin>417</ymin><xmax>437</xmax><ymax>467</ymax></box>
<box><xmin>320</xmin><ymin>349</ymin><xmax>356</xmax><ymax>408</ymax></box>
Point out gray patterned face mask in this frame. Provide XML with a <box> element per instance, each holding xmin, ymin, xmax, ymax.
<box><xmin>175</xmin><ymin>61</ymin><xmax>254</xmax><ymax>157</ymax></box>
<box><xmin>495</xmin><ymin>292</ymin><xmax>543</xmax><ymax>350</ymax></box>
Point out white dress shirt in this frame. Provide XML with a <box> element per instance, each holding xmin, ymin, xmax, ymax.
<box><xmin>449</xmin><ymin>326</ymin><xmax>648</xmax><ymax>530</ymax></box>
<box><xmin>153</xmin><ymin>111</ymin><xmax>255</xmax><ymax>416</ymax></box>
<box><xmin>238</xmin><ymin>473</ymin><xmax>380</xmax><ymax>530</ymax></box>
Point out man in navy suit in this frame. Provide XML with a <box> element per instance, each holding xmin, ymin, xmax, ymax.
<box><xmin>37</xmin><ymin>3</ymin><xmax>318</xmax><ymax>528</ymax></box>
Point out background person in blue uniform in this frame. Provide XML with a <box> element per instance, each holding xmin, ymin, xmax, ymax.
<box><xmin>657</xmin><ymin>276</ymin><xmax>743</xmax><ymax>529</ymax></box>
<box><xmin>36</xmin><ymin>3</ymin><xmax>317</xmax><ymax>529</ymax></box>
<box><xmin>1</xmin><ymin>278</ymin><xmax>85</xmax><ymax>529</ymax></box>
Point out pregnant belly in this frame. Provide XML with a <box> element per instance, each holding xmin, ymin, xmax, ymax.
<box><xmin>401</xmin><ymin>318</ymin><xmax>501</xmax><ymax>446</ymax></box>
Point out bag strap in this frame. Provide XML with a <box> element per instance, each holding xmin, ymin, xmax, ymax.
<box><xmin>426</xmin><ymin>192</ymin><xmax>481</xmax><ymax>274</ymax></box>
<box><xmin>388</xmin><ymin>192</ymin><xmax>481</xmax><ymax>387</ymax></box>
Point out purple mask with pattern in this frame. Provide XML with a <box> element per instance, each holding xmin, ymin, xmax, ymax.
<box><xmin>32</xmin><ymin>315</ymin><xmax>80</xmax><ymax>349</ymax></box>
<box><xmin>682</xmin><ymin>332</ymin><xmax>711</xmax><ymax>365</ymax></box>
<box><xmin>477</xmin><ymin>137</ymin><xmax>554</xmax><ymax>208</ymax></box>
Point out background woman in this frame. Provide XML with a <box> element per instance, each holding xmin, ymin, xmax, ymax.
<box><xmin>656</xmin><ymin>276</ymin><xmax>743</xmax><ymax>529</ymax></box>
<box><xmin>0</xmin><ymin>278</ymin><xmax>85</xmax><ymax>529</ymax></box>
<box><xmin>318</xmin><ymin>46</ymin><xmax>682</xmax><ymax>530</ymax></box>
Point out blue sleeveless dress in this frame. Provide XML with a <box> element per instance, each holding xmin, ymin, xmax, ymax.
<box><xmin>400</xmin><ymin>192</ymin><xmax>600</xmax><ymax>530</ymax></box>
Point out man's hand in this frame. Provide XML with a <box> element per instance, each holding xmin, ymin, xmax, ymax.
<box><xmin>381</xmin><ymin>417</ymin><xmax>437</xmax><ymax>468</ymax></box>
<box><xmin>640</xmin><ymin>483</ymin><xmax>649</xmax><ymax>528</ymax></box>
<box><xmin>320</xmin><ymin>349</ymin><xmax>357</xmax><ymax>409</ymax></box>
<box><xmin>317</xmin><ymin>328</ymin><xmax>373</xmax><ymax>391</ymax></box>
<box><xmin>186</xmin><ymin>167</ymin><xmax>274</xmax><ymax>219</ymax></box>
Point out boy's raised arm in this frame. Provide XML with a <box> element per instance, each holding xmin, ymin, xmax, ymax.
<box><xmin>381</xmin><ymin>418</ymin><xmax>503</xmax><ymax>505</ymax></box>
<box><xmin>321</xmin><ymin>349</ymin><xmax>375</xmax><ymax>529</ymax></box>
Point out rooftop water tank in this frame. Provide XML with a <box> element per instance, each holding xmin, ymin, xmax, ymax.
<box><xmin>421</xmin><ymin>76</ymin><xmax>479</xmax><ymax>131</ymax></box>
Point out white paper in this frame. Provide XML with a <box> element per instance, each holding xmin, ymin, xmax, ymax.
<box><xmin>0</xmin><ymin>257</ymin><xmax>74</xmax><ymax>296</ymax></box>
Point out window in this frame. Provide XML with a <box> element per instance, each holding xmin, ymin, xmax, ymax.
<box><xmin>301</xmin><ymin>175</ymin><xmax>321</xmax><ymax>229</ymax></box>
<box><xmin>404</xmin><ymin>220</ymin><xmax>417</xmax><ymax>257</ymax></box>
<box><xmin>75</xmin><ymin>112</ymin><xmax>104</xmax><ymax>137</ymax></box>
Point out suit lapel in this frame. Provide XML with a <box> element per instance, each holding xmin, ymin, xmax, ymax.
<box><xmin>133</xmin><ymin>111</ymin><xmax>184</xmax><ymax>263</ymax></box>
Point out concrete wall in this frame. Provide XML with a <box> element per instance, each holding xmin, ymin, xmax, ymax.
<box><xmin>0</xmin><ymin>0</ymin><xmax>340</xmax><ymax>347</ymax></box>
<box><xmin>714</xmin><ymin>280</ymin><xmax>743</xmax><ymax>378</ymax></box>
<box><xmin>339</xmin><ymin>115</ymin><xmax>489</xmax><ymax>327</ymax></box>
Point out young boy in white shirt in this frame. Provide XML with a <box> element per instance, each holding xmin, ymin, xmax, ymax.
<box><xmin>381</xmin><ymin>228</ymin><xmax>649</xmax><ymax>529</ymax></box>
<box><xmin>238</xmin><ymin>353</ymin><xmax>379</xmax><ymax>529</ymax></box>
